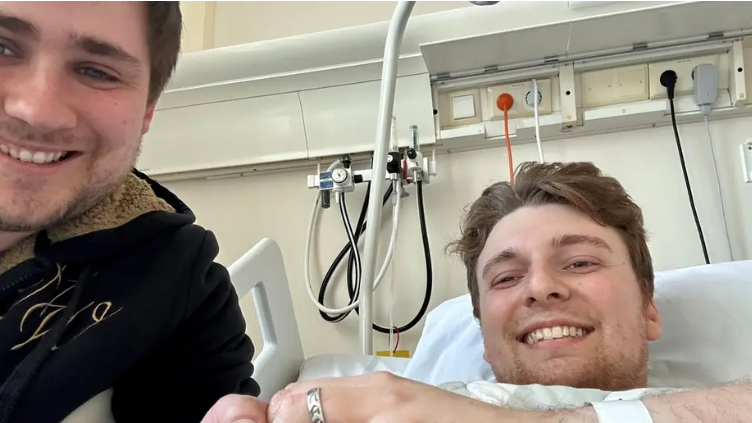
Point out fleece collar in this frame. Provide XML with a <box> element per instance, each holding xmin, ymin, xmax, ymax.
<box><xmin>0</xmin><ymin>172</ymin><xmax>176</xmax><ymax>274</ymax></box>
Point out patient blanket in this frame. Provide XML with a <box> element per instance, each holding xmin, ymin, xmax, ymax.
<box><xmin>439</xmin><ymin>380</ymin><xmax>683</xmax><ymax>411</ymax></box>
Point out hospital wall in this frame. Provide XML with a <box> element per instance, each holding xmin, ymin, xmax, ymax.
<box><xmin>166</xmin><ymin>2</ymin><xmax>752</xmax><ymax>358</ymax></box>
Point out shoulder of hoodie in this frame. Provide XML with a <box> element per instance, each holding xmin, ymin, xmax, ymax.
<box><xmin>164</xmin><ymin>223</ymin><xmax>239</xmax><ymax>320</ymax></box>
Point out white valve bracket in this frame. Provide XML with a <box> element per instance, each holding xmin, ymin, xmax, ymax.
<box><xmin>741</xmin><ymin>139</ymin><xmax>752</xmax><ymax>183</ymax></box>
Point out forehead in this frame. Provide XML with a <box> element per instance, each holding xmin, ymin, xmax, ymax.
<box><xmin>477</xmin><ymin>204</ymin><xmax>627</xmax><ymax>272</ymax></box>
<box><xmin>0</xmin><ymin>2</ymin><xmax>148</xmax><ymax>60</ymax></box>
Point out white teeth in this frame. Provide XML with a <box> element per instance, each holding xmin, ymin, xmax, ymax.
<box><xmin>19</xmin><ymin>149</ymin><xmax>32</xmax><ymax>162</ymax></box>
<box><xmin>542</xmin><ymin>328</ymin><xmax>553</xmax><ymax>340</ymax></box>
<box><xmin>32</xmin><ymin>151</ymin><xmax>47</xmax><ymax>164</ymax></box>
<box><xmin>0</xmin><ymin>143</ymin><xmax>68</xmax><ymax>164</ymax></box>
<box><xmin>524</xmin><ymin>325</ymin><xmax>589</xmax><ymax>345</ymax></box>
<box><xmin>552</xmin><ymin>326</ymin><xmax>563</xmax><ymax>339</ymax></box>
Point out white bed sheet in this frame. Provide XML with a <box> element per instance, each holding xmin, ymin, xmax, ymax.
<box><xmin>297</xmin><ymin>354</ymin><xmax>410</xmax><ymax>382</ymax></box>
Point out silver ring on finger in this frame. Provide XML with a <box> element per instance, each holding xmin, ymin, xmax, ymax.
<box><xmin>307</xmin><ymin>387</ymin><xmax>327</xmax><ymax>423</ymax></box>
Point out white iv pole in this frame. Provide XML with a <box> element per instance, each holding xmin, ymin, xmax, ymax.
<box><xmin>358</xmin><ymin>1</ymin><xmax>416</xmax><ymax>355</ymax></box>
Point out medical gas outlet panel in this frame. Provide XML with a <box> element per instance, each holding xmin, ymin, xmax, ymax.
<box><xmin>434</xmin><ymin>43</ymin><xmax>750</xmax><ymax>146</ymax></box>
<box><xmin>306</xmin><ymin>148</ymin><xmax>438</xmax><ymax>202</ymax></box>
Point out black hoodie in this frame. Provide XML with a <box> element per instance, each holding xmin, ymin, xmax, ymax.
<box><xmin>0</xmin><ymin>170</ymin><xmax>260</xmax><ymax>422</ymax></box>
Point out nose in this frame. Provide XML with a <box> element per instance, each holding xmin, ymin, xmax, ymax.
<box><xmin>523</xmin><ymin>267</ymin><xmax>571</xmax><ymax>307</ymax></box>
<box><xmin>3</xmin><ymin>62</ymin><xmax>77</xmax><ymax>132</ymax></box>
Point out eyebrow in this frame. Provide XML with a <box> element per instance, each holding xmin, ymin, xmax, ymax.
<box><xmin>0</xmin><ymin>12</ymin><xmax>38</xmax><ymax>38</ymax></box>
<box><xmin>481</xmin><ymin>248</ymin><xmax>518</xmax><ymax>280</ymax></box>
<box><xmin>71</xmin><ymin>34</ymin><xmax>142</xmax><ymax>70</ymax></box>
<box><xmin>480</xmin><ymin>234</ymin><xmax>613</xmax><ymax>280</ymax></box>
<box><xmin>552</xmin><ymin>234</ymin><xmax>613</xmax><ymax>252</ymax></box>
<box><xmin>0</xmin><ymin>10</ymin><xmax>141</xmax><ymax>71</ymax></box>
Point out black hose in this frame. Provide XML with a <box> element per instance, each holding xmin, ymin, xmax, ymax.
<box><xmin>339</xmin><ymin>192</ymin><xmax>362</xmax><ymax>305</ymax></box>
<box><xmin>365</xmin><ymin>180</ymin><xmax>432</xmax><ymax>334</ymax></box>
<box><xmin>668</xmin><ymin>98</ymin><xmax>710</xmax><ymax>265</ymax></box>
<box><xmin>318</xmin><ymin>180</ymin><xmax>433</xmax><ymax>335</ymax></box>
<box><xmin>316</xmin><ymin>183</ymin><xmax>392</xmax><ymax>322</ymax></box>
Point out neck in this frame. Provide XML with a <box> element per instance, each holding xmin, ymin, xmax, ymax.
<box><xmin>0</xmin><ymin>231</ymin><xmax>33</xmax><ymax>253</ymax></box>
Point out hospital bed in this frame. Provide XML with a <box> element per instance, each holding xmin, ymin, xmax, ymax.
<box><xmin>240</xmin><ymin>0</ymin><xmax>752</xmax><ymax>399</ymax></box>
<box><xmin>239</xmin><ymin>237</ymin><xmax>752</xmax><ymax>401</ymax></box>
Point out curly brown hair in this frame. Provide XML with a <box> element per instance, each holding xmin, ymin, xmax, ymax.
<box><xmin>446</xmin><ymin>161</ymin><xmax>654</xmax><ymax>319</ymax></box>
<box><xmin>144</xmin><ymin>2</ymin><xmax>183</xmax><ymax>105</ymax></box>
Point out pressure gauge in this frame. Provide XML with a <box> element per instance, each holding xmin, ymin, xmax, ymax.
<box><xmin>331</xmin><ymin>168</ymin><xmax>348</xmax><ymax>183</ymax></box>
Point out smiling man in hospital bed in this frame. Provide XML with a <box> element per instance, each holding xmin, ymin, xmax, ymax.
<box><xmin>206</xmin><ymin>161</ymin><xmax>752</xmax><ymax>423</ymax></box>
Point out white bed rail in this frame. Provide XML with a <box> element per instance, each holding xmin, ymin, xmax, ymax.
<box><xmin>228</xmin><ymin>238</ymin><xmax>305</xmax><ymax>401</ymax></box>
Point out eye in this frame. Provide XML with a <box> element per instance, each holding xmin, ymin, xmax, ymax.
<box><xmin>565</xmin><ymin>260</ymin><xmax>595</xmax><ymax>270</ymax></box>
<box><xmin>492</xmin><ymin>274</ymin><xmax>523</xmax><ymax>288</ymax></box>
<box><xmin>78</xmin><ymin>67</ymin><xmax>119</xmax><ymax>83</ymax></box>
<box><xmin>0</xmin><ymin>42</ymin><xmax>18</xmax><ymax>57</ymax></box>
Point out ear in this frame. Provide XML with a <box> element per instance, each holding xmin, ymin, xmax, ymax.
<box><xmin>141</xmin><ymin>105</ymin><xmax>155</xmax><ymax>135</ymax></box>
<box><xmin>644</xmin><ymin>299</ymin><xmax>662</xmax><ymax>341</ymax></box>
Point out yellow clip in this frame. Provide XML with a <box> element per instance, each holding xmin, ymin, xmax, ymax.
<box><xmin>376</xmin><ymin>350</ymin><xmax>410</xmax><ymax>358</ymax></box>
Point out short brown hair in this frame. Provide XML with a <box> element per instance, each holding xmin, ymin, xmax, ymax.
<box><xmin>446</xmin><ymin>161</ymin><xmax>654</xmax><ymax>319</ymax></box>
<box><xmin>144</xmin><ymin>2</ymin><xmax>183</xmax><ymax>105</ymax></box>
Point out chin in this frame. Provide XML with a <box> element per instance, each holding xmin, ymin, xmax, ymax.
<box><xmin>0</xmin><ymin>207</ymin><xmax>66</xmax><ymax>233</ymax></box>
<box><xmin>508</xmin><ymin>367</ymin><xmax>647</xmax><ymax>391</ymax></box>
<box><xmin>0</xmin><ymin>189</ymin><xmax>90</xmax><ymax>233</ymax></box>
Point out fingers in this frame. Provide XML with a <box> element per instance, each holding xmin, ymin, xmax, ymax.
<box><xmin>269</xmin><ymin>383</ymin><xmax>354</xmax><ymax>423</ymax></box>
<box><xmin>201</xmin><ymin>394</ymin><xmax>269</xmax><ymax>423</ymax></box>
<box><xmin>267</xmin><ymin>387</ymin><xmax>311</xmax><ymax>423</ymax></box>
<box><xmin>267</xmin><ymin>373</ymin><xmax>397</xmax><ymax>423</ymax></box>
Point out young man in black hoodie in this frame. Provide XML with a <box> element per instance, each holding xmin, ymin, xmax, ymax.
<box><xmin>0</xmin><ymin>2</ymin><xmax>259</xmax><ymax>422</ymax></box>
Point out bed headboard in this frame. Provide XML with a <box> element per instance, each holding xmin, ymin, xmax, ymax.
<box><xmin>228</xmin><ymin>238</ymin><xmax>305</xmax><ymax>401</ymax></box>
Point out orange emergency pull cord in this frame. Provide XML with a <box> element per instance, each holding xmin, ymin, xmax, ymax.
<box><xmin>496</xmin><ymin>93</ymin><xmax>515</xmax><ymax>182</ymax></box>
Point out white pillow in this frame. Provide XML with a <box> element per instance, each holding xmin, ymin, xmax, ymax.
<box><xmin>402</xmin><ymin>260</ymin><xmax>752</xmax><ymax>388</ymax></box>
<box><xmin>403</xmin><ymin>295</ymin><xmax>495</xmax><ymax>386</ymax></box>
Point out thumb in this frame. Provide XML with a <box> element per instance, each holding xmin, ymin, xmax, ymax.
<box><xmin>201</xmin><ymin>394</ymin><xmax>269</xmax><ymax>423</ymax></box>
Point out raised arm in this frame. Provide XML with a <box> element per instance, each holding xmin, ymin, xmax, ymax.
<box><xmin>112</xmin><ymin>230</ymin><xmax>260</xmax><ymax>422</ymax></box>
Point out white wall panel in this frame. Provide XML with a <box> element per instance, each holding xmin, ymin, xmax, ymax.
<box><xmin>139</xmin><ymin>94</ymin><xmax>308</xmax><ymax>175</ymax></box>
<box><xmin>301</xmin><ymin>74</ymin><xmax>436</xmax><ymax>158</ymax></box>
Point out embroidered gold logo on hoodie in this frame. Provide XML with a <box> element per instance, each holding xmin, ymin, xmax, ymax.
<box><xmin>8</xmin><ymin>264</ymin><xmax>122</xmax><ymax>351</ymax></box>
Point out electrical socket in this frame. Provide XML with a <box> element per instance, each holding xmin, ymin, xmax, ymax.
<box><xmin>648</xmin><ymin>54</ymin><xmax>719</xmax><ymax>100</ymax></box>
<box><xmin>487</xmin><ymin>78</ymin><xmax>553</xmax><ymax>120</ymax></box>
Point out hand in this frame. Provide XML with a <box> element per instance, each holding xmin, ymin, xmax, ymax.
<box><xmin>201</xmin><ymin>394</ymin><xmax>269</xmax><ymax>423</ymax></box>
<box><xmin>266</xmin><ymin>372</ymin><xmax>506</xmax><ymax>423</ymax></box>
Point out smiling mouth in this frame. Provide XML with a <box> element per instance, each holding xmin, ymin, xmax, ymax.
<box><xmin>519</xmin><ymin>325</ymin><xmax>592</xmax><ymax>345</ymax></box>
<box><xmin>0</xmin><ymin>143</ymin><xmax>77</xmax><ymax>165</ymax></box>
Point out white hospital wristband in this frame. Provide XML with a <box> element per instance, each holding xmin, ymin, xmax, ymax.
<box><xmin>590</xmin><ymin>400</ymin><xmax>654</xmax><ymax>423</ymax></box>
